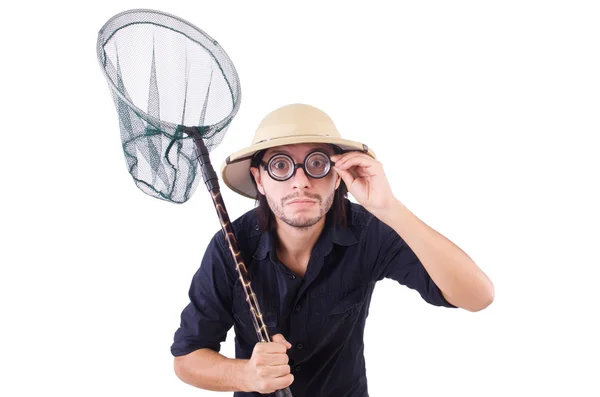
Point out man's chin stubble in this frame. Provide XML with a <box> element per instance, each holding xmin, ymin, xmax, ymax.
<box><xmin>281</xmin><ymin>214</ymin><xmax>322</xmax><ymax>229</ymax></box>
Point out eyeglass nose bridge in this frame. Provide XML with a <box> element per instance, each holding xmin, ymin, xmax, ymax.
<box><xmin>289</xmin><ymin>162</ymin><xmax>310</xmax><ymax>179</ymax></box>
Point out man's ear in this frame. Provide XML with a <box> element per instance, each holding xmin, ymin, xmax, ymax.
<box><xmin>250</xmin><ymin>167</ymin><xmax>266</xmax><ymax>195</ymax></box>
<box><xmin>334</xmin><ymin>173</ymin><xmax>341</xmax><ymax>190</ymax></box>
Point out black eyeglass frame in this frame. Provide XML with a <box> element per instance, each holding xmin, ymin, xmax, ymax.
<box><xmin>259</xmin><ymin>150</ymin><xmax>336</xmax><ymax>182</ymax></box>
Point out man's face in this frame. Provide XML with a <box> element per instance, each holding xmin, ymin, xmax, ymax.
<box><xmin>250</xmin><ymin>143</ymin><xmax>341</xmax><ymax>229</ymax></box>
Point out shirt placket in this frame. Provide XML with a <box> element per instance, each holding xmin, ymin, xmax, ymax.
<box><xmin>287</xmin><ymin>254</ymin><xmax>325</xmax><ymax>373</ymax></box>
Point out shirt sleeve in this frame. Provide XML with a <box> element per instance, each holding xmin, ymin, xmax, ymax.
<box><xmin>369</xmin><ymin>217</ymin><xmax>457</xmax><ymax>308</ymax></box>
<box><xmin>171</xmin><ymin>231</ymin><xmax>236</xmax><ymax>356</ymax></box>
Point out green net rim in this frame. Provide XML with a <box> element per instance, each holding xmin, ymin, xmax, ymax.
<box><xmin>96</xmin><ymin>8</ymin><xmax>242</xmax><ymax>136</ymax></box>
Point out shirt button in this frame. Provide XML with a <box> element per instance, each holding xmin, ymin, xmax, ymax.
<box><xmin>296</xmin><ymin>343</ymin><xmax>303</xmax><ymax>349</ymax></box>
<box><xmin>288</xmin><ymin>275</ymin><xmax>296</xmax><ymax>280</ymax></box>
<box><xmin>295</xmin><ymin>365</ymin><xmax>301</xmax><ymax>372</ymax></box>
<box><xmin>295</xmin><ymin>305</ymin><xmax>301</xmax><ymax>311</ymax></box>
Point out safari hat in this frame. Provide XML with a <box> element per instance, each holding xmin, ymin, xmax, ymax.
<box><xmin>220</xmin><ymin>103</ymin><xmax>375</xmax><ymax>199</ymax></box>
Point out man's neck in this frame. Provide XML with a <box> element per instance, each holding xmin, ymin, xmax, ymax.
<box><xmin>274</xmin><ymin>218</ymin><xmax>326</xmax><ymax>273</ymax></box>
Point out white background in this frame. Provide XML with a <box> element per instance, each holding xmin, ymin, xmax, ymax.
<box><xmin>2</xmin><ymin>1</ymin><xmax>599</xmax><ymax>396</ymax></box>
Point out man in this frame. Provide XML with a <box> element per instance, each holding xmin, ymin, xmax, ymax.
<box><xmin>171</xmin><ymin>103</ymin><xmax>494</xmax><ymax>396</ymax></box>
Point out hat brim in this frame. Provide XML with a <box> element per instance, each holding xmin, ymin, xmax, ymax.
<box><xmin>220</xmin><ymin>135</ymin><xmax>376</xmax><ymax>199</ymax></box>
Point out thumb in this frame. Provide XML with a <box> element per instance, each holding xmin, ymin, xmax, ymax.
<box><xmin>271</xmin><ymin>333</ymin><xmax>292</xmax><ymax>349</ymax></box>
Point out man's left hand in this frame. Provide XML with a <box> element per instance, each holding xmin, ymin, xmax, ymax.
<box><xmin>331</xmin><ymin>152</ymin><xmax>396</xmax><ymax>214</ymax></box>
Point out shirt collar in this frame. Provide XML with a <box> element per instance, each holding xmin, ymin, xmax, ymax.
<box><xmin>252</xmin><ymin>214</ymin><xmax>358</xmax><ymax>261</ymax></box>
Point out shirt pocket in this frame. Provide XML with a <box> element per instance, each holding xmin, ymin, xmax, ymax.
<box><xmin>306</xmin><ymin>284</ymin><xmax>371</xmax><ymax>349</ymax></box>
<box><xmin>308</xmin><ymin>283</ymin><xmax>370</xmax><ymax>327</ymax></box>
<box><xmin>326</xmin><ymin>284</ymin><xmax>370</xmax><ymax>317</ymax></box>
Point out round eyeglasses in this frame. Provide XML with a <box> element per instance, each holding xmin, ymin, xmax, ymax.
<box><xmin>260</xmin><ymin>151</ymin><xmax>335</xmax><ymax>181</ymax></box>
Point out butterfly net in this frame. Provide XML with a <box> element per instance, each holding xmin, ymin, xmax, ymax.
<box><xmin>97</xmin><ymin>9</ymin><xmax>241</xmax><ymax>203</ymax></box>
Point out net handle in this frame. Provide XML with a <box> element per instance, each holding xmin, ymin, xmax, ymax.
<box><xmin>186</xmin><ymin>127</ymin><xmax>294</xmax><ymax>397</ymax></box>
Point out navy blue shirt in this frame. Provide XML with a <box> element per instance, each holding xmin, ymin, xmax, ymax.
<box><xmin>171</xmin><ymin>201</ymin><xmax>456</xmax><ymax>396</ymax></box>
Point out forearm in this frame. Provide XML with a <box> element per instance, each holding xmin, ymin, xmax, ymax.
<box><xmin>174</xmin><ymin>348</ymin><xmax>250</xmax><ymax>392</ymax></box>
<box><xmin>373</xmin><ymin>199</ymin><xmax>494</xmax><ymax>312</ymax></box>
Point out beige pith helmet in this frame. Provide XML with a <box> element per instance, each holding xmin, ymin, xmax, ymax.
<box><xmin>220</xmin><ymin>103</ymin><xmax>376</xmax><ymax>199</ymax></box>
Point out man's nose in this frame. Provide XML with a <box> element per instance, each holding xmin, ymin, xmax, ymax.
<box><xmin>291</xmin><ymin>166</ymin><xmax>311</xmax><ymax>188</ymax></box>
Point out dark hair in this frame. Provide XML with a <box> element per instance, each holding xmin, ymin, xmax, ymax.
<box><xmin>249</xmin><ymin>145</ymin><xmax>349</xmax><ymax>232</ymax></box>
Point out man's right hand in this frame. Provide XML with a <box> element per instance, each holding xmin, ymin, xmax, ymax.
<box><xmin>242</xmin><ymin>333</ymin><xmax>294</xmax><ymax>394</ymax></box>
